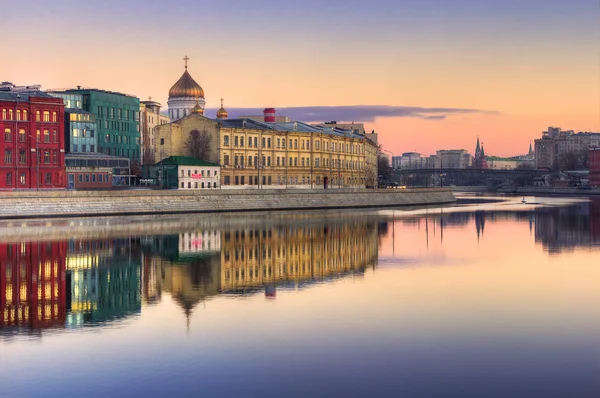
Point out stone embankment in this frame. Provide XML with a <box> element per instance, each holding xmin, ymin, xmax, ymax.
<box><xmin>497</xmin><ymin>187</ymin><xmax>600</xmax><ymax>196</ymax></box>
<box><xmin>0</xmin><ymin>188</ymin><xmax>456</xmax><ymax>220</ymax></box>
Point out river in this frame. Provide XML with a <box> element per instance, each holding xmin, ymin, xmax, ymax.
<box><xmin>1</xmin><ymin>195</ymin><xmax>599</xmax><ymax>397</ymax></box>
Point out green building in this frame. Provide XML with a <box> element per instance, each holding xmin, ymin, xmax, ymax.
<box><xmin>49</xmin><ymin>88</ymin><xmax>140</xmax><ymax>162</ymax></box>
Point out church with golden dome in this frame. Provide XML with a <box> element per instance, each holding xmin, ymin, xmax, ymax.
<box><xmin>167</xmin><ymin>56</ymin><xmax>207</xmax><ymax>121</ymax></box>
<box><xmin>154</xmin><ymin>56</ymin><xmax>379</xmax><ymax>189</ymax></box>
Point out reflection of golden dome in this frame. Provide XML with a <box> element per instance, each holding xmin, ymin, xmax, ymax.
<box><xmin>191</xmin><ymin>102</ymin><xmax>204</xmax><ymax>115</ymax></box>
<box><xmin>216</xmin><ymin>97</ymin><xmax>228</xmax><ymax>119</ymax></box>
<box><xmin>169</xmin><ymin>56</ymin><xmax>204</xmax><ymax>98</ymax></box>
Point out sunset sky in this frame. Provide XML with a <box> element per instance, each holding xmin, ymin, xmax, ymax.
<box><xmin>4</xmin><ymin>0</ymin><xmax>599</xmax><ymax>156</ymax></box>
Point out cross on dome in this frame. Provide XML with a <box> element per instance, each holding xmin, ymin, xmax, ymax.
<box><xmin>183</xmin><ymin>55</ymin><xmax>189</xmax><ymax>69</ymax></box>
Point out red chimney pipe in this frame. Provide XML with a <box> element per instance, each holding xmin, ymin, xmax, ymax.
<box><xmin>263</xmin><ymin>108</ymin><xmax>276</xmax><ymax>123</ymax></box>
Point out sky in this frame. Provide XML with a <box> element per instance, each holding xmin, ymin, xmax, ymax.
<box><xmin>3</xmin><ymin>0</ymin><xmax>599</xmax><ymax>157</ymax></box>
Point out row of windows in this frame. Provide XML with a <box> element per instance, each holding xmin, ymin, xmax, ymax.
<box><xmin>4</xmin><ymin>149</ymin><xmax>59</xmax><ymax>165</ymax></box>
<box><xmin>104</xmin><ymin>134</ymin><xmax>139</xmax><ymax>145</ymax></box>
<box><xmin>223</xmin><ymin>154</ymin><xmax>364</xmax><ymax>170</ymax></box>
<box><xmin>222</xmin><ymin>175</ymin><xmax>365</xmax><ymax>186</ymax></box>
<box><xmin>97</xmin><ymin>106</ymin><xmax>138</xmax><ymax>121</ymax></box>
<box><xmin>180</xmin><ymin>181</ymin><xmax>218</xmax><ymax>189</ymax></box>
<box><xmin>72</xmin><ymin>144</ymin><xmax>95</xmax><ymax>153</ymax></box>
<box><xmin>1</xmin><ymin>109</ymin><xmax>58</xmax><ymax>122</ymax></box>
<box><xmin>223</xmin><ymin>135</ymin><xmax>364</xmax><ymax>154</ymax></box>
<box><xmin>4</xmin><ymin>172</ymin><xmax>58</xmax><ymax>186</ymax></box>
<box><xmin>180</xmin><ymin>169</ymin><xmax>218</xmax><ymax>177</ymax></box>
<box><xmin>74</xmin><ymin>173</ymin><xmax>109</xmax><ymax>184</ymax></box>
<box><xmin>102</xmin><ymin>147</ymin><xmax>139</xmax><ymax>159</ymax></box>
<box><xmin>100</xmin><ymin>119</ymin><xmax>138</xmax><ymax>132</ymax></box>
<box><xmin>4</xmin><ymin>128</ymin><xmax>58</xmax><ymax>143</ymax></box>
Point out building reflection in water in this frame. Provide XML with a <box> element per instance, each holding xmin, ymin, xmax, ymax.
<box><xmin>143</xmin><ymin>218</ymin><xmax>379</xmax><ymax>326</ymax></box>
<box><xmin>534</xmin><ymin>198</ymin><xmax>600</xmax><ymax>253</ymax></box>
<box><xmin>66</xmin><ymin>238</ymin><xmax>142</xmax><ymax>328</ymax></box>
<box><xmin>0</xmin><ymin>241</ymin><xmax>67</xmax><ymax>333</ymax></box>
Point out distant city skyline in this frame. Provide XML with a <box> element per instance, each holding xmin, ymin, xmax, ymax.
<box><xmin>4</xmin><ymin>0</ymin><xmax>599</xmax><ymax>156</ymax></box>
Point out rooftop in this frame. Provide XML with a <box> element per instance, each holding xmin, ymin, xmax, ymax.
<box><xmin>157</xmin><ymin>156</ymin><xmax>219</xmax><ymax>167</ymax></box>
<box><xmin>47</xmin><ymin>87</ymin><xmax>138</xmax><ymax>99</ymax></box>
<box><xmin>0</xmin><ymin>91</ymin><xmax>60</xmax><ymax>102</ymax></box>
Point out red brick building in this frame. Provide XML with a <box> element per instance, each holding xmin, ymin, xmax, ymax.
<box><xmin>590</xmin><ymin>147</ymin><xmax>600</xmax><ymax>187</ymax></box>
<box><xmin>0</xmin><ymin>90</ymin><xmax>66</xmax><ymax>190</ymax></box>
<box><xmin>0</xmin><ymin>241</ymin><xmax>68</xmax><ymax>329</ymax></box>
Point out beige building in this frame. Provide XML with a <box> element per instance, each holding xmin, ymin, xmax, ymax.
<box><xmin>140</xmin><ymin>99</ymin><xmax>169</xmax><ymax>164</ymax></box>
<box><xmin>154</xmin><ymin>65</ymin><xmax>379</xmax><ymax>189</ymax></box>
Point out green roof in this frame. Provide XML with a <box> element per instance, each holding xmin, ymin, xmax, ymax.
<box><xmin>157</xmin><ymin>156</ymin><xmax>219</xmax><ymax>167</ymax></box>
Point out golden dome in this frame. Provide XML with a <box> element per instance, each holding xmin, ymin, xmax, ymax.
<box><xmin>191</xmin><ymin>102</ymin><xmax>204</xmax><ymax>115</ymax></box>
<box><xmin>216</xmin><ymin>97</ymin><xmax>228</xmax><ymax>119</ymax></box>
<box><xmin>169</xmin><ymin>56</ymin><xmax>204</xmax><ymax>98</ymax></box>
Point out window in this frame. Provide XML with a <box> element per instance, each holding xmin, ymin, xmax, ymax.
<box><xmin>52</xmin><ymin>131</ymin><xmax>57</xmax><ymax>143</ymax></box>
<box><xmin>45</xmin><ymin>173</ymin><xmax>52</xmax><ymax>185</ymax></box>
<box><xmin>44</xmin><ymin>151</ymin><xmax>50</xmax><ymax>164</ymax></box>
<box><xmin>85</xmin><ymin>174</ymin><xmax>90</xmax><ymax>183</ymax></box>
<box><xmin>8</xmin><ymin>110</ymin><xmax>13</xmax><ymax>120</ymax></box>
<box><xmin>73</xmin><ymin>144</ymin><xmax>78</xmax><ymax>152</ymax></box>
<box><xmin>277</xmin><ymin>157</ymin><xmax>280</xmax><ymax>166</ymax></box>
<box><xmin>240</xmin><ymin>137</ymin><xmax>244</xmax><ymax>147</ymax></box>
<box><xmin>19</xmin><ymin>174</ymin><xmax>25</xmax><ymax>186</ymax></box>
<box><xmin>52</xmin><ymin>112</ymin><xmax>57</xmax><ymax>122</ymax></box>
<box><xmin>214</xmin><ymin>170</ymin><xmax>218</xmax><ymax>176</ymax></box>
<box><xmin>78</xmin><ymin>174</ymin><xmax>83</xmax><ymax>183</ymax></box>
<box><xmin>43</xmin><ymin>130</ymin><xmax>50</xmax><ymax>143</ymax></box>
<box><xmin>73</xmin><ymin>128</ymin><xmax>79</xmax><ymax>137</ymax></box>
<box><xmin>19</xmin><ymin>150</ymin><xmax>26</xmax><ymax>164</ymax></box>
<box><xmin>99</xmin><ymin>174</ymin><xmax>103</xmax><ymax>183</ymax></box>
<box><xmin>4</xmin><ymin>128</ymin><xmax>12</xmax><ymax>142</ymax></box>
<box><xmin>240</xmin><ymin>176</ymin><xmax>245</xmax><ymax>185</ymax></box>
<box><xmin>4</xmin><ymin>149</ymin><xmax>12</xmax><ymax>164</ymax></box>
<box><xmin>16</xmin><ymin>110</ymin><xmax>21</xmax><ymax>120</ymax></box>
<box><xmin>213</xmin><ymin>182</ymin><xmax>217</xmax><ymax>188</ymax></box>
<box><xmin>223</xmin><ymin>155</ymin><xmax>230</xmax><ymax>166</ymax></box>
<box><xmin>1</xmin><ymin>109</ymin><xmax>5</xmax><ymax>119</ymax></box>
<box><xmin>105</xmin><ymin>134</ymin><xmax>110</xmax><ymax>143</ymax></box>
<box><xmin>224</xmin><ymin>135</ymin><xmax>229</xmax><ymax>146</ymax></box>
<box><xmin>36</xmin><ymin>111</ymin><xmax>40</xmax><ymax>121</ymax></box>
<box><xmin>181</xmin><ymin>182</ymin><xmax>185</xmax><ymax>188</ymax></box>
<box><xmin>188</xmin><ymin>182</ymin><xmax>191</xmax><ymax>188</ymax></box>
<box><xmin>92</xmin><ymin>174</ymin><xmax>96</xmax><ymax>183</ymax></box>
<box><xmin>6</xmin><ymin>172</ymin><xmax>12</xmax><ymax>186</ymax></box>
<box><xmin>52</xmin><ymin>151</ymin><xmax>57</xmax><ymax>164</ymax></box>
<box><xmin>268</xmin><ymin>138</ymin><xmax>271</xmax><ymax>148</ymax></box>
<box><xmin>224</xmin><ymin>176</ymin><xmax>230</xmax><ymax>185</ymax></box>
<box><xmin>294</xmin><ymin>139</ymin><xmax>298</xmax><ymax>149</ymax></box>
<box><xmin>43</xmin><ymin>111</ymin><xmax>50</xmax><ymax>122</ymax></box>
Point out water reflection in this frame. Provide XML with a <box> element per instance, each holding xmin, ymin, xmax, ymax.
<box><xmin>2</xmin><ymin>199</ymin><xmax>599</xmax><ymax>338</ymax></box>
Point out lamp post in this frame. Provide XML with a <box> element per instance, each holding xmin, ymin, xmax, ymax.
<box><xmin>28</xmin><ymin>134</ymin><xmax>39</xmax><ymax>191</ymax></box>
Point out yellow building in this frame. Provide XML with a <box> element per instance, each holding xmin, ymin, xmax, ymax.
<box><xmin>154</xmin><ymin>61</ymin><xmax>379</xmax><ymax>188</ymax></box>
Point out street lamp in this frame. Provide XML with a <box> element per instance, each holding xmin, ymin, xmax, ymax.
<box><xmin>28</xmin><ymin>134</ymin><xmax>40</xmax><ymax>191</ymax></box>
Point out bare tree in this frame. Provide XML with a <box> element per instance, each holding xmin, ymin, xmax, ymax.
<box><xmin>185</xmin><ymin>129</ymin><xmax>212</xmax><ymax>162</ymax></box>
<box><xmin>142</xmin><ymin>146</ymin><xmax>155</xmax><ymax>165</ymax></box>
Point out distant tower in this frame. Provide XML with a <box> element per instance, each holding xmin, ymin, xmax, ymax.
<box><xmin>473</xmin><ymin>136</ymin><xmax>488</xmax><ymax>169</ymax></box>
<box><xmin>528</xmin><ymin>140</ymin><xmax>534</xmax><ymax>155</ymax></box>
<box><xmin>216</xmin><ymin>98</ymin><xmax>228</xmax><ymax>119</ymax></box>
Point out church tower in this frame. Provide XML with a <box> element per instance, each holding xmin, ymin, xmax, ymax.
<box><xmin>167</xmin><ymin>56</ymin><xmax>206</xmax><ymax>121</ymax></box>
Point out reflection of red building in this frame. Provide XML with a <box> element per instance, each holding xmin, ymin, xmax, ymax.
<box><xmin>0</xmin><ymin>241</ymin><xmax>68</xmax><ymax>329</ymax></box>
<box><xmin>589</xmin><ymin>148</ymin><xmax>600</xmax><ymax>187</ymax></box>
<box><xmin>591</xmin><ymin>199</ymin><xmax>600</xmax><ymax>239</ymax></box>
<box><xmin>0</xmin><ymin>90</ymin><xmax>66</xmax><ymax>190</ymax></box>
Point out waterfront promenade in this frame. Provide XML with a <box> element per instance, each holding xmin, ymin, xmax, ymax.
<box><xmin>0</xmin><ymin>188</ymin><xmax>456</xmax><ymax>220</ymax></box>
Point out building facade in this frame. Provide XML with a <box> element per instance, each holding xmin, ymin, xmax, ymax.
<box><xmin>0</xmin><ymin>90</ymin><xmax>67</xmax><ymax>190</ymax></box>
<box><xmin>392</xmin><ymin>152</ymin><xmax>427</xmax><ymax>170</ymax></box>
<box><xmin>146</xmin><ymin>156</ymin><xmax>220</xmax><ymax>189</ymax></box>
<box><xmin>590</xmin><ymin>147</ymin><xmax>600</xmax><ymax>187</ymax></box>
<box><xmin>433</xmin><ymin>150</ymin><xmax>472</xmax><ymax>169</ymax></box>
<box><xmin>535</xmin><ymin>126</ymin><xmax>600</xmax><ymax>170</ymax></box>
<box><xmin>140</xmin><ymin>99</ymin><xmax>169</xmax><ymax>165</ymax></box>
<box><xmin>48</xmin><ymin>88</ymin><xmax>140</xmax><ymax>161</ymax></box>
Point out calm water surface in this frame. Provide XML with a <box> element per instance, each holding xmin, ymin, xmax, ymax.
<box><xmin>1</xmin><ymin>196</ymin><xmax>599</xmax><ymax>397</ymax></box>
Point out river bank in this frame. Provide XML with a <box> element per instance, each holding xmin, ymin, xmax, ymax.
<box><xmin>0</xmin><ymin>188</ymin><xmax>456</xmax><ymax>220</ymax></box>
<box><xmin>497</xmin><ymin>187</ymin><xmax>600</xmax><ymax>196</ymax></box>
